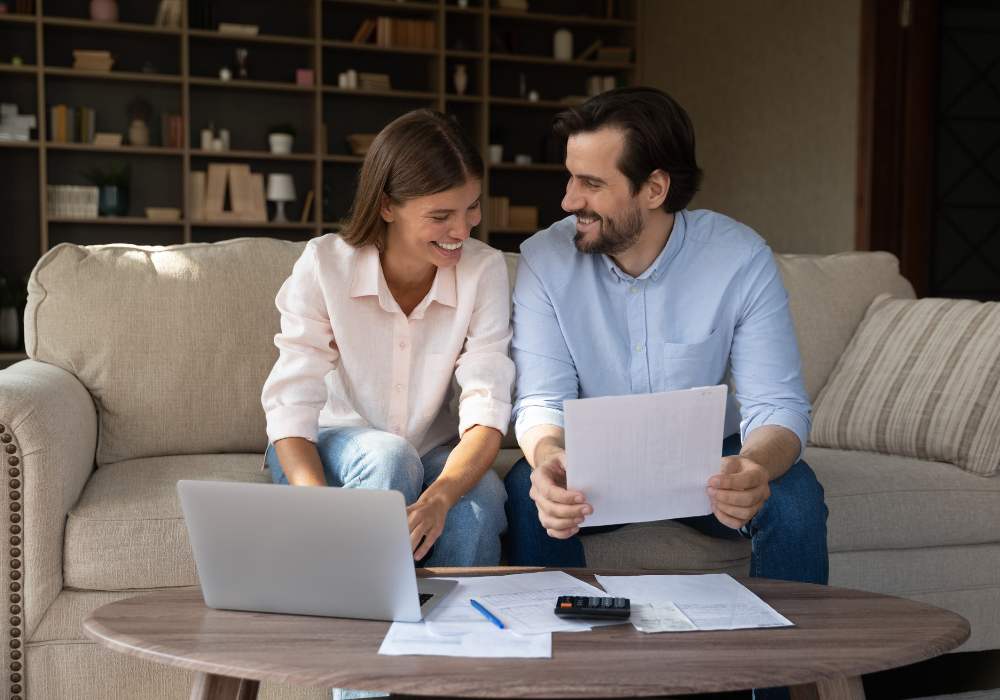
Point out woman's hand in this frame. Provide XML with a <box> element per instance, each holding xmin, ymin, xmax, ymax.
<box><xmin>406</xmin><ymin>493</ymin><xmax>452</xmax><ymax>561</ymax></box>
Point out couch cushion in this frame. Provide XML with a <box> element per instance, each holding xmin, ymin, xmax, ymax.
<box><xmin>774</xmin><ymin>252</ymin><xmax>914</xmax><ymax>401</ymax></box>
<box><xmin>26</xmin><ymin>239</ymin><xmax>306</xmax><ymax>465</ymax></box>
<box><xmin>811</xmin><ymin>295</ymin><xmax>1000</xmax><ymax>476</ymax></box>
<box><xmin>807</xmin><ymin>446</ymin><xmax>1000</xmax><ymax>552</ymax></box>
<box><xmin>64</xmin><ymin>454</ymin><xmax>269</xmax><ymax>590</ymax></box>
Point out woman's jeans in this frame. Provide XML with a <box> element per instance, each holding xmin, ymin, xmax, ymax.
<box><xmin>265</xmin><ymin>426</ymin><xmax>507</xmax><ymax>567</ymax></box>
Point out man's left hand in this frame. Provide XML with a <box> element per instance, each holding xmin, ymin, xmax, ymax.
<box><xmin>707</xmin><ymin>457</ymin><xmax>771</xmax><ymax>530</ymax></box>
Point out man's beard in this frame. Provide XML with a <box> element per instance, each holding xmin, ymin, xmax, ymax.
<box><xmin>571</xmin><ymin>203</ymin><xmax>644</xmax><ymax>255</ymax></box>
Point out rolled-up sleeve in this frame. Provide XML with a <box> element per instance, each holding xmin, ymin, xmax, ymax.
<box><xmin>511</xmin><ymin>255</ymin><xmax>580</xmax><ymax>443</ymax></box>
<box><xmin>455</xmin><ymin>252</ymin><xmax>516</xmax><ymax>436</ymax></box>
<box><xmin>261</xmin><ymin>241</ymin><xmax>338</xmax><ymax>444</ymax></box>
<box><xmin>730</xmin><ymin>245</ymin><xmax>812</xmax><ymax>460</ymax></box>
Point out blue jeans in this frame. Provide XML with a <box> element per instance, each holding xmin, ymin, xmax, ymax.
<box><xmin>266</xmin><ymin>426</ymin><xmax>507</xmax><ymax>567</ymax></box>
<box><xmin>503</xmin><ymin>433</ymin><xmax>829</xmax><ymax>584</ymax></box>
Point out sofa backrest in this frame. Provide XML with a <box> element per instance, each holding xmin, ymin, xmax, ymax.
<box><xmin>25</xmin><ymin>239</ymin><xmax>913</xmax><ymax>465</ymax></box>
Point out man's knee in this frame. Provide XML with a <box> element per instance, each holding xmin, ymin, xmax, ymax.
<box><xmin>761</xmin><ymin>459</ymin><xmax>828</xmax><ymax>529</ymax></box>
<box><xmin>503</xmin><ymin>458</ymin><xmax>533</xmax><ymax>505</ymax></box>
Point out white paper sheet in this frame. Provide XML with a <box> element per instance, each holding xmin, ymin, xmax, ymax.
<box><xmin>595</xmin><ymin>574</ymin><xmax>793</xmax><ymax>631</ymax></box>
<box><xmin>564</xmin><ymin>385</ymin><xmax>727</xmax><ymax>527</ymax></box>
<box><xmin>378</xmin><ymin>622</ymin><xmax>551</xmax><ymax>658</ymax></box>
<box><xmin>629</xmin><ymin>602</ymin><xmax>698</xmax><ymax>633</ymax></box>
<box><xmin>423</xmin><ymin>571</ymin><xmax>625</xmax><ymax>636</ymax></box>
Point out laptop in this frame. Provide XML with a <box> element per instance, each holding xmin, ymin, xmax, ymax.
<box><xmin>176</xmin><ymin>480</ymin><xmax>457</xmax><ymax>622</ymax></box>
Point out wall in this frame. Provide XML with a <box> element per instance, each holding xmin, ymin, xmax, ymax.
<box><xmin>640</xmin><ymin>0</ymin><xmax>862</xmax><ymax>254</ymax></box>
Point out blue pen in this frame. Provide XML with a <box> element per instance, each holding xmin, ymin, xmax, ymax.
<box><xmin>470</xmin><ymin>599</ymin><xmax>505</xmax><ymax>629</ymax></box>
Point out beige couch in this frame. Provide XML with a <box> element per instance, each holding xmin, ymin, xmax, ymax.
<box><xmin>0</xmin><ymin>238</ymin><xmax>997</xmax><ymax>700</ymax></box>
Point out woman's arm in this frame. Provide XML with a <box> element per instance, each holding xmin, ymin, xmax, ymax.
<box><xmin>407</xmin><ymin>424</ymin><xmax>502</xmax><ymax>559</ymax></box>
<box><xmin>273</xmin><ymin>436</ymin><xmax>327</xmax><ymax>486</ymax></box>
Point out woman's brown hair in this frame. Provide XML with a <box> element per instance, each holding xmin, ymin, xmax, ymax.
<box><xmin>339</xmin><ymin>109</ymin><xmax>484</xmax><ymax>249</ymax></box>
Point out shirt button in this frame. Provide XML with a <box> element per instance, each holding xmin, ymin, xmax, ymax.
<box><xmin>635</xmin><ymin>344</ymin><xmax>643</xmax><ymax>352</ymax></box>
<box><xmin>629</xmin><ymin>286</ymin><xmax>639</xmax><ymax>294</ymax></box>
<box><xmin>398</xmin><ymin>341</ymin><xmax>407</xmax><ymax>349</ymax></box>
<box><xmin>394</xmin><ymin>384</ymin><xmax>403</xmax><ymax>391</ymax></box>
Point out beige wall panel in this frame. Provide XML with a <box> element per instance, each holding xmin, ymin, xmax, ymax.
<box><xmin>640</xmin><ymin>0</ymin><xmax>862</xmax><ymax>253</ymax></box>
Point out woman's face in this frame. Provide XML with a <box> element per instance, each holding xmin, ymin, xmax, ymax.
<box><xmin>382</xmin><ymin>178</ymin><xmax>482</xmax><ymax>269</ymax></box>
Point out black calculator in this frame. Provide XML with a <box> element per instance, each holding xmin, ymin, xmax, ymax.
<box><xmin>554</xmin><ymin>595</ymin><xmax>631</xmax><ymax>619</ymax></box>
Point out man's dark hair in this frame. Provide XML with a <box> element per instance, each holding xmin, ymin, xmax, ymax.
<box><xmin>553</xmin><ymin>87</ymin><xmax>703</xmax><ymax>213</ymax></box>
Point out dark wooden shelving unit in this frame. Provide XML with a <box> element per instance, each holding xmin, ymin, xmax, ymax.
<box><xmin>1</xmin><ymin>0</ymin><xmax>641</xmax><ymax>308</ymax></box>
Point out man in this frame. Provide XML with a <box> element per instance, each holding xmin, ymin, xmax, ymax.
<box><xmin>505</xmin><ymin>87</ymin><xmax>828</xmax><ymax>586</ymax></box>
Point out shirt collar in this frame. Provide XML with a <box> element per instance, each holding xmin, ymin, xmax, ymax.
<box><xmin>604</xmin><ymin>209</ymin><xmax>688</xmax><ymax>283</ymax></box>
<box><xmin>349</xmin><ymin>244</ymin><xmax>458</xmax><ymax>315</ymax></box>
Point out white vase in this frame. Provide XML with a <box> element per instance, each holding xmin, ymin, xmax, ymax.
<box><xmin>269</xmin><ymin>133</ymin><xmax>293</xmax><ymax>154</ymax></box>
<box><xmin>554</xmin><ymin>29</ymin><xmax>573</xmax><ymax>61</ymax></box>
<box><xmin>0</xmin><ymin>307</ymin><xmax>18</xmax><ymax>350</ymax></box>
<box><xmin>453</xmin><ymin>64</ymin><xmax>468</xmax><ymax>96</ymax></box>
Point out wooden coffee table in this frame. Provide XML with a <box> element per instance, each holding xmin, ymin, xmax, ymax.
<box><xmin>82</xmin><ymin>567</ymin><xmax>969</xmax><ymax>700</ymax></box>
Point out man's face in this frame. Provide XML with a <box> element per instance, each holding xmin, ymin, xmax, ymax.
<box><xmin>561</xmin><ymin>127</ymin><xmax>645</xmax><ymax>256</ymax></box>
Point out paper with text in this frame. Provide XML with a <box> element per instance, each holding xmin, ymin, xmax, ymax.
<box><xmin>596</xmin><ymin>574</ymin><xmax>793</xmax><ymax>631</ymax></box>
<box><xmin>565</xmin><ymin>385</ymin><xmax>727</xmax><ymax>527</ymax></box>
<box><xmin>378</xmin><ymin>622</ymin><xmax>551</xmax><ymax>657</ymax></box>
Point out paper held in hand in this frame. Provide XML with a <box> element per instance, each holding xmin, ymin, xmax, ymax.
<box><xmin>564</xmin><ymin>384</ymin><xmax>728</xmax><ymax>527</ymax></box>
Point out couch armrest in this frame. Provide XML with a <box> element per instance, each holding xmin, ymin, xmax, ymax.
<box><xmin>0</xmin><ymin>360</ymin><xmax>97</xmax><ymax>650</ymax></box>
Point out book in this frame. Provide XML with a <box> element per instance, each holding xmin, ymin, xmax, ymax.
<box><xmin>189</xmin><ymin>171</ymin><xmax>206</xmax><ymax>220</ymax></box>
<box><xmin>352</xmin><ymin>18</ymin><xmax>376</xmax><ymax>43</ymax></box>
<box><xmin>300</xmin><ymin>189</ymin><xmax>314</xmax><ymax>223</ymax></box>
<box><xmin>203</xmin><ymin>164</ymin><xmax>229</xmax><ymax>219</ymax></box>
<box><xmin>248</xmin><ymin>173</ymin><xmax>267</xmax><ymax>222</ymax></box>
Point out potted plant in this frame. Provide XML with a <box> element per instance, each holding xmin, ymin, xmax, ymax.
<box><xmin>84</xmin><ymin>164</ymin><xmax>131</xmax><ymax>217</ymax></box>
<box><xmin>267</xmin><ymin>124</ymin><xmax>296</xmax><ymax>154</ymax></box>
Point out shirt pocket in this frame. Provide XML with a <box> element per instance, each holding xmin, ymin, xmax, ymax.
<box><xmin>656</xmin><ymin>328</ymin><xmax>726</xmax><ymax>392</ymax></box>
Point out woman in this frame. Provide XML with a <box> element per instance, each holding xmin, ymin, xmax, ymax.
<box><xmin>261</xmin><ymin>109</ymin><xmax>514</xmax><ymax>566</ymax></box>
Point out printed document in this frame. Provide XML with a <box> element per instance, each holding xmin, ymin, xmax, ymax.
<box><xmin>564</xmin><ymin>384</ymin><xmax>728</xmax><ymax>527</ymax></box>
<box><xmin>596</xmin><ymin>574</ymin><xmax>793</xmax><ymax>631</ymax></box>
<box><xmin>378</xmin><ymin>622</ymin><xmax>551</xmax><ymax>658</ymax></box>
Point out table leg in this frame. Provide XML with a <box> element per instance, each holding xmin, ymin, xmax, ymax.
<box><xmin>190</xmin><ymin>672</ymin><xmax>260</xmax><ymax>700</ymax></box>
<box><xmin>790</xmin><ymin>675</ymin><xmax>865</xmax><ymax>700</ymax></box>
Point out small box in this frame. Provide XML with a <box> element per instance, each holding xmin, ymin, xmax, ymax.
<box><xmin>145</xmin><ymin>207</ymin><xmax>181</xmax><ymax>221</ymax></box>
<box><xmin>508</xmin><ymin>205</ymin><xmax>538</xmax><ymax>230</ymax></box>
<box><xmin>94</xmin><ymin>132</ymin><xmax>123</xmax><ymax>147</ymax></box>
<box><xmin>295</xmin><ymin>68</ymin><xmax>314</xmax><ymax>86</ymax></box>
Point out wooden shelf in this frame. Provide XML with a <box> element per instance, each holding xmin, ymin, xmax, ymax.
<box><xmin>324</xmin><ymin>154</ymin><xmax>365</xmax><ymax>163</ymax></box>
<box><xmin>47</xmin><ymin>143</ymin><xmax>183</xmax><ymax>156</ymax></box>
<box><xmin>490</xmin><ymin>96</ymin><xmax>582</xmax><ymax>110</ymax></box>
<box><xmin>327</xmin><ymin>0</ymin><xmax>438</xmax><ymax>13</ymax></box>
<box><xmin>323</xmin><ymin>86</ymin><xmax>437</xmax><ymax>100</ymax></box>
<box><xmin>191</xmin><ymin>220</ymin><xmax>316</xmax><ymax>230</ymax></box>
<box><xmin>445</xmin><ymin>5</ymin><xmax>482</xmax><ymax>15</ymax></box>
<box><xmin>43</xmin><ymin>16</ymin><xmax>182</xmax><ymax>35</ymax></box>
<box><xmin>446</xmin><ymin>94</ymin><xmax>484</xmax><ymax>103</ymax></box>
<box><xmin>48</xmin><ymin>217</ymin><xmax>184</xmax><ymax>226</ymax></box>
<box><xmin>44</xmin><ymin>67</ymin><xmax>182</xmax><ymax>84</ymax></box>
<box><xmin>0</xmin><ymin>140</ymin><xmax>38</xmax><ymax>149</ymax></box>
<box><xmin>490</xmin><ymin>162</ymin><xmax>565</xmax><ymax>172</ymax></box>
<box><xmin>490</xmin><ymin>53</ymin><xmax>634</xmax><ymax>70</ymax></box>
<box><xmin>189</xmin><ymin>76</ymin><xmax>313</xmax><ymax>93</ymax></box>
<box><xmin>0</xmin><ymin>14</ymin><xmax>37</xmax><ymax>25</ymax></box>
<box><xmin>324</xmin><ymin>39</ymin><xmax>438</xmax><ymax>56</ymax></box>
<box><xmin>446</xmin><ymin>49</ymin><xmax>484</xmax><ymax>59</ymax></box>
<box><xmin>189</xmin><ymin>28</ymin><xmax>314</xmax><ymax>47</ymax></box>
<box><xmin>489</xmin><ymin>9</ymin><xmax>636</xmax><ymax>28</ymax></box>
<box><xmin>0</xmin><ymin>63</ymin><xmax>38</xmax><ymax>74</ymax></box>
<box><xmin>191</xmin><ymin>149</ymin><xmax>316</xmax><ymax>162</ymax></box>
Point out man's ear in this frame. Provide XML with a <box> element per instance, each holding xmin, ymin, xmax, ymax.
<box><xmin>645</xmin><ymin>169</ymin><xmax>670</xmax><ymax>210</ymax></box>
<box><xmin>380</xmin><ymin>194</ymin><xmax>394</xmax><ymax>223</ymax></box>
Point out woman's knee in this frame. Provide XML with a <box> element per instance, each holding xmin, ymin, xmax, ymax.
<box><xmin>319</xmin><ymin>429</ymin><xmax>423</xmax><ymax>498</ymax></box>
<box><xmin>454</xmin><ymin>470</ymin><xmax>508</xmax><ymax>537</ymax></box>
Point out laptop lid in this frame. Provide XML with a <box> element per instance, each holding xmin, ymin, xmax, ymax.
<box><xmin>177</xmin><ymin>480</ymin><xmax>441</xmax><ymax>622</ymax></box>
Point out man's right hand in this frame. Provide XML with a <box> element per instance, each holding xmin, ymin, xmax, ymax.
<box><xmin>528</xmin><ymin>448</ymin><xmax>592</xmax><ymax>539</ymax></box>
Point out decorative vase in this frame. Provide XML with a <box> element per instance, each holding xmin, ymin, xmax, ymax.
<box><xmin>269</xmin><ymin>133</ymin><xmax>293</xmax><ymax>154</ymax></box>
<box><xmin>128</xmin><ymin>119</ymin><xmax>149</xmax><ymax>147</ymax></box>
<box><xmin>0</xmin><ymin>308</ymin><xmax>17</xmax><ymax>350</ymax></box>
<box><xmin>89</xmin><ymin>0</ymin><xmax>118</xmax><ymax>22</ymax></box>
<box><xmin>98</xmin><ymin>185</ymin><xmax>129</xmax><ymax>217</ymax></box>
<box><xmin>453</xmin><ymin>64</ymin><xmax>468</xmax><ymax>96</ymax></box>
<box><xmin>553</xmin><ymin>28</ymin><xmax>573</xmax><ymax>61</ymax></box>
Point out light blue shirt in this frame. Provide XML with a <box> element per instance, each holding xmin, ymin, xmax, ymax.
<box><xmin>511</xmin><ymin>209</ymin><xmax>811</xmax><ymax>455</ymax></box>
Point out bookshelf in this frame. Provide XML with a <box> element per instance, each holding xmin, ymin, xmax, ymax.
<box><xmin>1</xmin><ymin>0</ymin><xmax>642</xmax><ymax>349</ymax></box>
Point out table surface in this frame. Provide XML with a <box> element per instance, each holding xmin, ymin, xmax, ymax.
<box><xmin>82</xmin><ymin>567</ymin><xmax>970</xmax><ymax>698</ymax></box>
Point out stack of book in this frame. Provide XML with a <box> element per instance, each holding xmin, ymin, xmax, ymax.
<box><xmin>487</xmin><ymin>196</ymin><xmax>510</xmax><ymax>228</ymax></box>
<box><xmin>374</xmin><ymin>17</ymin><xmax>436</xmax><ymax>50</ymax></box>
<box><xmin>358</xmin><ymin>73</ymin><xmax>391</xmax><ymax>91</ymax></box>
<box><xmin>48</xmin><ymin>104</ymin><xmax>97</xmax><ymax>144</ymax></box>
<box><xmin>72</xmin><ymin>50</ymin><xmax>114</xmax><ymax>72</ymax></box>
<box><xmin>0</xmin><ymin>103</ymin><xmax>36</xmax><ymax>142</ymax></box>
<box><xmin>161</xmin><ymin>114</ymin><xmax>184</xmax><ymax>148</ymax></box>
<box><xmin>190</xmin><ymin>164</ymin><xmax>267</xmax><ymax>223</ymax></box>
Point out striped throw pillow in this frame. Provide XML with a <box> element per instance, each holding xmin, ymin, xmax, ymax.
<box><xmin>811</xmin><ymin>294</ymin><xmax>1000</xmax><ymax>476</ymax></box>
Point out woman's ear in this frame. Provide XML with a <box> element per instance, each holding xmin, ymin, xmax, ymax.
<box><xmin>380</xmin><ymin>194</ymin><xmax>394</xmax><ymax>223</ymax></box>
<box><xmin>645</xmin><ymin>169</ymin><xmax>671</xmax><ymax>210</ymax></box>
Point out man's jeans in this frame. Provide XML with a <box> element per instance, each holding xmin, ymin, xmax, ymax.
<box><xmin>266</xmin><ymin>426</ymin><xmax>507</xmax><ymax>567</ymax></box>
<box><xmin>503</xmin><ymin>433</ymin><xmax>829</xmax><ymax>584</ymax></box>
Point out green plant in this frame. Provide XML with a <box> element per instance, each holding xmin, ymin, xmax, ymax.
<box><xmin>268</xmin><ymin>123</ymin><xmax>297</xmax><ymax>138</ymax></box>
<box><xmin>83</xmin><ymin>163</ymin><xmax>131</xmax><ymax>189</ymax></box>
